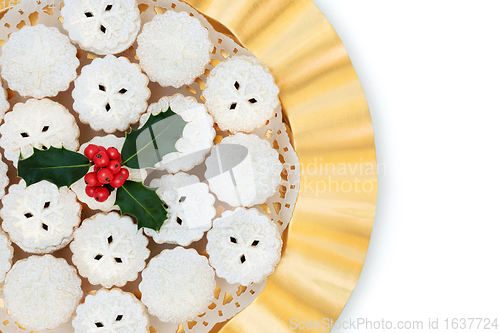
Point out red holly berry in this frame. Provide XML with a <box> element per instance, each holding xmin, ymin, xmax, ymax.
<box><xmin>119</xmin><ymin>168</ymin><xmax>129</xmax><ymax>180</ymax></box>
<box><xmin>93</xmin><ymin>151</ymin><xmax>110</xmax><ymax>168</ymax></box>
<box><xmin>84</xmin><ymin>172</ymin><xmax>99</xmax><ymax>186</ymax></box>
<box><xmin>98</xmin><ymin>145</ymin><xmax>107</xmax><ymax>151</ymax></box>
<box><xmin>107</xmin><ymin>147</ymin><xmax>121</xmax><ymax>161</ymax></box>
<box><xmin>108</xmin><ymin>160</ymin><xmax>121</xmax><ymax>174</ymax></box>
<box><xmin>84</xmin><ymin>144</ymin><xmax>100</xmax><ymax>160</ymax></box>
<box><xmin>110</xmin><ymin>174</ymin><xmax>126</xmax><ymax>188</ymax></box>
<box><xmin>94</xmin><ymin>187</ymin><xmax>109</xmax><ymax>202</ymax></box>
<box><xmin>97</xmin><ymin>168</ymin><xmax>113</xmax><ymax>184</ymax></box>
<box><xmin>85</xmin><ymin>185</ymin><xmax>97</xmax><ymax>197</ymax></box>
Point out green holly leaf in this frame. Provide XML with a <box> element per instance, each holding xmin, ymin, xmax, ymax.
<box><xmin>115</xmin><ymin>180</ymin><xmax>167</xmax><ymax>231</ymax></box>
<box><xmin>121</xmin><ymin>107</ymin><xmax>187</xmax><ymax>169</ymax></box>
<box><xmin>18</xmin><ymin>146</ymin><xmax>90</xmax><ymax>188</ymax></box>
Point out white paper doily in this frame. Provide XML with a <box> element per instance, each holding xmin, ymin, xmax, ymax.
<box><xmin>0</xmin><ymin>0</ymin><xmax>300</xmax><ymax>332</ymax></box>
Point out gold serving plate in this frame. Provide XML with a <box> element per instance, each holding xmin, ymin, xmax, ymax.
<box><xmin>0</xmin><ymin>0</ymin><xmax>377</xmax><ymax>332</ymax></box>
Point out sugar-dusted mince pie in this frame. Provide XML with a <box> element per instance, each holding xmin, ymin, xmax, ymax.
<box><xmin>144</xmin><ymin>173</ymin><xmax>216</xmax><ymax>246</ymax></box>
<box><xmin>207</xmin><ymin>207</ymin><xmax>282</xmax><ymax>286</ymax></box>
<box><xmin>139</xmin><ymin>247</ymin><xmax>216</xmax><ymax>324</ymax></box>
<box><xmin>70</xmin><ymin>212</ymin><xmax>150</xmax><ymax>288</ymax></box>
<box><xmin>0</xmin><ymin>98</ymin><xmax>80</xmax><ymax>167</ymax></box>
<box><xmin>203</xmin><ymin>55</ymin><xmax>280</xmax><ymax>133</ymax></box>
<box><xmin>61</xmin><ymin>0</ymin><xmax>141</xmax><ymax>55</ymax></box>
<box><xmin>0</xmin><ymin>84</ymin><xmax>10</xmax><ymax>121</ymax></box>
<box><xmin>72</xmin><ymin>288</ymin><xmax>149</xmax><ymax>333</ymax></box>
<box><xmin>3</xmin><ymin>255</ymin><xmax>83</xmax><ymax>330</ymax></box>
<box><xmin>0</xmin><ymin>156</ymin><xmax>8</xmax><ymax>199</ymax></box>
<box><xmin>71</xmin><ymin>135</ymin><xmax>144</xmax><ymax>211</ymax></box>
<box><xmin>136</xmin><ymin>11</ymin><xmax>213</xmax><ymax>88</ymax></box>
<box><xmin>0</xmin><ymin>230</ymin><xmax>14</xmax><ymax>283</ymax></box>
<box><xmin>139</xmin><ymin>94</ymin><xmax>216</xmax><ymax>172</ymax></box>
<box><xmin>205</xmin><ymin>133</ymin><xmax>282</xmax><ymax>207</ymax></box>
<box><xmin>0</xmin><ymin>180</ymin><xmax>82</xmax><ymax>254</ymax></box>
<box><xmin>0</xmin><ymin>24</ymin><xmax>79</xmax><ymax>98</ymax></box>
<box><xmin>72</xmin><ymin>55</ymin><xmax>150</xmax><ymax>133</ymax></box>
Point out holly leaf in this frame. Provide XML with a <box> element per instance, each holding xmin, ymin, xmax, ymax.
<box><xmin>121</xmin><ymin>107</ymin><xmax>188</xmax><ymax>169</ymax></box>
<box><xmin>115</xmin><ymin>180</ymin><xmax>167</xmax><ymax>231</ymax></box>
<box><xmin>18</xmin><ymin>146</ymin><xmax>90</xmax><ymax>188</ymax></box>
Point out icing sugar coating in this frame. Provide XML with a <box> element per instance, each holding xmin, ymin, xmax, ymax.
<box><xmin>0</xmin><ymin>98</ymin><xmax>80</xmax><ymax>167</ymax></box>
<box><xmin>0</xmin><ymin>230</ymin><xmax>14</xmax><ymax>283</ymax></box>
<box><xmin>0</xmin><ymin>84</ymin><xmax>10</xmax><ymax>121</ymax></box>
<box><xmin>139</xmin><ymin>94</ymin><xmax>215</xmax><ymax>172</ymax></box>
<box><xmin>73</xmin><ymin>288</ymin><xmax>149</xmax><ymax>333</ymax></box>
<box><xmin>139</xmin><ymin>247</ymin><xmax>216</xmax><ymax>324</ymax></box>
<box><xmin>137</xmin><ymin>11</ymin><xmax>213</xmax><ymax>88</ymax></box>
<box><xmin>0</xmin><ymin>156</ymin><xmax>8</xmax><ymax>199</ymax></box>
<box><xmin>205</xmin><ymin>133</ymin><xmax>282</xmax><ymax>207</ymax></box>
<box><xmin>61</xmin><ymin>0</ymin><xmax>141</xmax><ymax>55</ymax></box>
<box><xmin>0</xmin><ymin>24</ymin><xmax>79</xmax><ymax>98</ymax></box>
<box><xmin>72</xmin><ymin>55</ymin><xmax>150</xmax><ymax>133</ymax></box>
<box><xmin>3</xmin><ymin>255</ymin><xmax>83</xmax><ymax>330</ymax></box>
<box><xmin>144</xmin><ymin>173</ymin><xmax>216</xmax><ymax>246</ymax></box>
<box><xmin>0</xmin><ymin>180</ymin><xmax>82</xmax><ymax>254</ymax></box>
<box><xmin>203</xmin><ymin>55</ymin><xmax>280</xmax><ymax>133</ymax></box>
<box><xmin>207</xmin><ymin>207</ymin><xmax>282</xmax><ymax>286</ymax></box>
<box><xmin>70</xmin><ymin>212</ymin><xmax>150</xmax><ymax>288</ymax></box>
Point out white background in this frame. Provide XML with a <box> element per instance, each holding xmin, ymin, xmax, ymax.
<box><xmin>309</xmin><ymin>1</ymin><xmax>500</xmax><ymax>332</ymax></box>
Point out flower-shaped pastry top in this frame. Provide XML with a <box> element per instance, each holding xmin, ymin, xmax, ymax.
<box><xmin>0</xmin><ymin>84</ymin><xmax>10</xmax><ymax>121</ymax></box>
<box><xmin>0</xmin><ymin>98</ymin><xmax>80</xmax><ymax>167</ymax></box>
<box><xmin>139</xmin><ymin>247</ymin><xmax>216</xmax><ymax>324</ymax></box>
<box><xmin>3</xmin><ymin>255</ymin><xmax>83</xmax><ymax>331</ymax></box>
<box><xmin>205</xmin><ymin>133</ymin><xmax>282</xmax><ymax>207</ymax></box>
<box><xmin>0</xmin><ymin>180</ymin><xmax>82</xmax><ymax>254</ymax></box>
<box><xmin>0</xmin><ymin>230</ymin><xmax>14</xmax><ymax>283</ymax></box>
<box><xmin>0</xmin><ymin>24</ymin><xmax>79</xmax><ymax>98</ymax></box>
<box><xmin>144</xmin><ymin>173</ymin><xmax>216</xmax><ymax>246</ymax></box>
<box><xmin>72</xmin><ymin>55</ymin><xmax>150</xmax><ymax>133</ymax></box>
<box><xmin>203</xmin><ymin>55</ymin><xmax>280</xmax><ymax>133</ymax></box>
<box><xmin>139</xmin><ymin>94</ymin><xmax>216</xmax><ymax>173</ymax></box>
<box><xmin>70</xmin><ymin>212</ymin><xmax>150</xmax><ymax>288</ymax></box>
<box><xmin>61</xmin><ymin>0</ymin><xmax>141</xmax><ymax>55</ymax></box>
<box><xmin>207</xmin><ymin>207</ymin><xmax>282</xmax><ymax>286</ymax></box>
<box><xmin>73</xmin><ymin>288</ymin><xmax>149</xmax><ymax>333</ymax></box>
<box><xmin>136</xmin><ymin>10</ymin><xmax>213</xmax><ymax>88</ymax></box>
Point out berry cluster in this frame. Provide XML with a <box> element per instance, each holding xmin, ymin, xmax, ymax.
<box><xmin>83</xmin><ymin>144</ymin><xmax>129</xmax><ymax>202</ymax></box>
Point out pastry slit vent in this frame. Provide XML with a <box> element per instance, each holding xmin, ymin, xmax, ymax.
<box><xmin>24</xmin><ymin>213</ymin><xmax>33</xmax><ymax>218</ymax></box>
<box><xmin>42</xmin><ymin>125</ymin><xmax>49</xmax><ymax>132</ymax></box>
<box><xmin>116</xmin><ymin>315</ymin><xmax>123</xmax><ymax>321</ymax></box>
<box><xmin>240</xmin><ymin>254</ymin><xmax>246</xmax><ymax>263</ymax></box>
<box><xmin>105</xmin><ymin>103</ymin><xmax>111</xmax><ymax>111</ymax></box>
<box><xmin>107</xmin><ymin>236</ymin><xmax>113</xmax><ymax>244</ymax></box>
<box><xmin>248</xmin><ymin>98</ymin><xmax>257</xmax><ymax>104</ymax></box>
<box><xmin>44</xmin><ymin>201</ymin><xmax>50</xmax><ymax>208</ymax></box>
<box><xmin>20</xmin><ymin>132</ymin><xmax>29</xmax><ymax>138</ymax></box>
<box><xmin>230</xmin><ymin>103</ymin><xmax>237</xmax><ymax>110</ymax></box>
<box><xmin>42</xmin><ymin>223</ymin><xmax>48</xmax><ymax>231</ymax></box>
<box><xmin>94</xmin><ymin>254</ymin><xmax>103</xmax><ymax>260</ymax></box>
<box><xmin>99</xmin><ymin>84</ymin><xmax>106</xmax><ymax>91</ymax></box>
<box><xmin>95</xmin><ymin>322</ymin><xmax>104</xmax><ymax>328</ymax></box>
<box><xmin>84</xmin><ymin>12</ymin><xmax>93</xmax><ymax>17</ymax></box>
<box><xmin>100</xmin><ymin>25</ymin><xmax>106</xmax><ymax>33</ymax></box>
<box><xmin>42</xmin><ymin>145</ymin><xmax>48</xmax><ymax>150</ymax></box>
<box><xmin>230</xmin><ymin>237</ymin><xmax>237</xmax><ymax>244</ymax></box>
<box><xmin>179</xmin><ymin>196</ymin><xmax>186</xmax><ymax>202</ymax></box>
<box><xmin>119</xmin><ymin>88</ymin><xmax>127</xmax><ymax>94</ymax></box>
<box><xmin>115</xmin><ymin>257</ymin><xmax>122</xmax><ymax>263</ymax></box>
<box><xmin>234</xmin><ymin>81</ymin><xmax>240</xmax><ymax>90</ymax></box>
<box><xmin>105</xmin><ymin>5</ymin><xmax>112</xmax><ymax>11</ymax></box>
<box><xmin>176</xmin><ymin>217</ymin><xmax>182</xmax><ymax>225</ymax></box>
<box><xmin>251</xmin><ymin>240</ymin><xmax>259</xmax><ymax>246</ymax></box>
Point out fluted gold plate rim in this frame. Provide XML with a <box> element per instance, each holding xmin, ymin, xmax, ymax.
<box><xmin>0</xmin><ymin>0</ymin><xmax>377</xmax><ymax>332</ymax></box>
<box><xmin>181</xmin><ymin>0</ymin><xmax>377</xmax><ymax>332</ymax></box>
